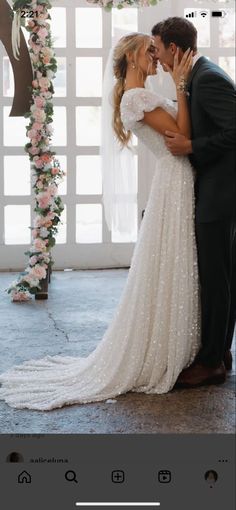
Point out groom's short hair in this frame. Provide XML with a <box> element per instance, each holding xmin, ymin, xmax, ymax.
<box><xmin>152</xmin><ymin>17</ymin><xmax>197</xmax><ymax>52</ymax></box>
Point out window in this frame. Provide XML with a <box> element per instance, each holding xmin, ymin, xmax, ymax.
<box><xmin>0</xmin><ymin>0</ymin><xmax>234</xmax><ymax>270</ymax></box>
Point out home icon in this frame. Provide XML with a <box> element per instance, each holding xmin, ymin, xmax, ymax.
<box><xmin>18</xmin><ymin>471</ymin><xmax>32</xmax><ymax>484</ymax></box>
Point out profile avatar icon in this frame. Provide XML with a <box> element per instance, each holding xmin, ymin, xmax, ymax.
<box><xmin>204</xmin><ymin>470</ymin><xmax>218</xmax><ymax>488</ymax></box>
<box><xmin>6</xmin><ymin>451</ymin><xmax>24</xmax><ymax>463</ymax></box>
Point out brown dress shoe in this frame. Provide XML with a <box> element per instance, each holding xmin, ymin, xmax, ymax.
<box><xmin>175</xmin><ymin>362</ymin><xmax>226</xmax><ymax>388</ymax></box>
<box><xmin>223</xmin><ymin>350</ymin><xmax>233</xmax><ymax>371</ymax></box>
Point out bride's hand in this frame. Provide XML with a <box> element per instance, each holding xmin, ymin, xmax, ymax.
<box><xmin>164</xmin><ymin>48</ymin><xmax>193</xmax><ymax>88</ymax></box>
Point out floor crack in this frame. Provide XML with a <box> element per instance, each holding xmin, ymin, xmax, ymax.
<box><xmin>47</xmin><ymin>310</ymin><xmax>70</xmax><ymax>343</ymax></box>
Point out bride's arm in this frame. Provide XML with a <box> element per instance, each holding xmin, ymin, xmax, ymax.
<box><xmin>143</xmin><ymin>49</ymin><xmax>192</xmax><ymax>139</ymax></box>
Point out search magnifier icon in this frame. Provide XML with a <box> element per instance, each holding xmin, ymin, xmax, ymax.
<box><xmin>65</xmin><ymin>470</ymin><xmax>78</xmax><ymax>483</ymax></box>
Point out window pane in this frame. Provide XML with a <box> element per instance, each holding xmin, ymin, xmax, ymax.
<box><xmin>53</xmin><ymin>107</ymin><xmax>67</xmax><ymax>146</ymax></box>
<box><xmin>4</xmin><ymin>107</ymin><xmax>28</xmax><ymax>146</ymax></box>
<box><xmin>76</xmin><ymin>8</ymin><xmax>102</xmax><ymax>48</ymax></box>
<box><xmin>184</xmin><ymin>9</ymin><xmax>210</xmax><ymax>47</ymax></box>
<box><xmin>76</xmin><ymin>107</ymin><xmax>101</xmax><ymax>146</ymax></box>
<box><xmin>3</xmin><ymin>57</ymin><xmax>13</xmax><ymax>97</ymax></box>
<box><xmin>219</xmin><ymin>57</ymin><xmax>235</xmax><ymax>82</ymax></box>
<box><xmin>56</xmin><ymin>205</ymin><xmax>67</xmax><ymax>244</ymax></box>
<box><xmin>4</xmin><ymin>205</ymin><xmax>31</xmax><ymax>245</ymax></box>
<box><xmin>76</xmin><ymin>58</ymin><xmax>102</xmax><ymax>97</ymax></box>
<box><xmin>76</xmin><ymin>156</ymin><xmax>102</xmax><ymax>195</ymax></box>
<box><xmin>4</xmin><ymin>156</ymin><xmax>31</xmax><ymax>195</ymax></box>
<box><xmin>54</xmin><ymin>57</ymin><xmax>67</xmax><ymax>97</ymax></box>
<box><xmin>112</xmin><ymin>8</ymin><xmax>138</xmax><ymax>43</ymax></box>
<box><xmin>76</xmin><ymin>204</ymin><xmax>102</xmax><ymax>243</ymax></box>
<box><xmin>219</xmin><ymin>9</ymin><xmax>235</xmax><ymax>48</ymax></box>
<box><xmin>56</xmin><ymin>156</ymin><xmax>67</xmax><ymax>196</ymax></box>
<box><xmin>3</xmin><ymin>57</ymin><xmax>66</xmax><ymax>98</ymax></box>
<box><xmin>49</xmin><ymin>8</ymin><xmax>66</xmax><ymax>47</ymax></box>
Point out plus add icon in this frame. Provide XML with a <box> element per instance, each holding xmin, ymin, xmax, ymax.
<box><xmin>111</xmin><ymin>470</ymin><xmax>125</xmax><ymax>484</ymax></box>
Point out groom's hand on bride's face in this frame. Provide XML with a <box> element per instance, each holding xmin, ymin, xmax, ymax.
<box><xmin>164</xmin><ymin>131</ymin><xmax>193</xmax><ymax>156</ymax></box>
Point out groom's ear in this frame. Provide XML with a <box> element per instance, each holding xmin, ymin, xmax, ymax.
<box><xmin>169</xmin><ymin>42</ymin><xmax>178</xmax><ymax>55</ymax></box>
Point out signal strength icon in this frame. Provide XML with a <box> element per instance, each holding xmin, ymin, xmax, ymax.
<box><xmin>185</xmin><ymin>12</ymin><xmax>197</xmax><ymax>18</ymax></box>
<box><xmin>200</xmin><ymin>11</ymin><xmax>208</xmax><ymax>18</ymax></box>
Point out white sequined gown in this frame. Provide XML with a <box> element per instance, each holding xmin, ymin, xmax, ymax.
<box><xmin>0</xmin><ymin>89</ymin><xmax>200</xmax><ymax>410</ymax></box>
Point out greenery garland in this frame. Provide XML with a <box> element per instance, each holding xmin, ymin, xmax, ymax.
<box><xmin>86</xmin><ymin>0</ymin><xmax>160</xmax><ymax>10</ymax></box>
<box><xmin>7</xmin><ymin>0</ymin><xmax>65</xmax><ymax>301</ymax></box>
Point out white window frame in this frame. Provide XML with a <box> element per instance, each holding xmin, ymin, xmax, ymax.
<box><xmin>0</xmin><ymin>0</ymin><xmax>235</xmax><ymax>271</ymax></box>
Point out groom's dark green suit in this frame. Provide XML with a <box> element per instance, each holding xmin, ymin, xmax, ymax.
<box><xmin>187</xmin><ymin>56</ymin><xmax>236</xmax><ymax>367</ymax></box>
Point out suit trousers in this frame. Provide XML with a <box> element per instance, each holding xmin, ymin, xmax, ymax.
<box><xmin>195</xmin><ymin>218</ymin><xmax>236</xmax><ymax>367</ymax></box>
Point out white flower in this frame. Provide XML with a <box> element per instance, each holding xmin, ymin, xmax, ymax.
<box><xmin>40</xmin><ymin>227</ymin><xmax>49</xmax><ymax>239</ymax></box>
<box><xmin>23</xmin><ymin>275</ymin><xmax>40</xmax><ymax>288</ymax></box>
<box><xmin>46</xmin><ymin>70</ymin><xmax>55</xmax><ymax>80</ymax></box>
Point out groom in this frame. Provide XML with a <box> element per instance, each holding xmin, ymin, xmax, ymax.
<box><xmin>152</xmin><ymin>17</ymin><xmax>236</xmax><ymax>387</ymax></box>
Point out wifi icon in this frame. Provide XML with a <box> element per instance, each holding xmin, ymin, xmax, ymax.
<box><xmin>200</xmin><ymin>11</ymin><xmax>208</xmax><ymax>18</ymax></box>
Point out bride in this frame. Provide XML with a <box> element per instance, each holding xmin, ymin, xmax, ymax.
<box><xmin>0</xmin><ymin>33</ymin><xmax>200</xmax><ymax>411</ymax></box>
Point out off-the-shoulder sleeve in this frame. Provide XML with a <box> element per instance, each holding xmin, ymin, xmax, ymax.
<box><xmin>120</xmin><ymin>89</ymin><xmax>166</xmax><ymax>131</ymax></box>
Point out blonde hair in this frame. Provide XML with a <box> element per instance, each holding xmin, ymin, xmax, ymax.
<box><xmin>113</xmin><ymin>33</ymin><xmax>153</xmax><ymax>145</ymax></box>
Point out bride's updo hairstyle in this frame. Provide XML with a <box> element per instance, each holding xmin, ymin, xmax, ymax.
<box><xmin>113</xmin><ymin>32</ymin><xmax>153</xmax><ymax>145</ymax></box>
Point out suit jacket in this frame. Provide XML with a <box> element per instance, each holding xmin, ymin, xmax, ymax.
<box><xmin>187</xmin><ymin>56</ymin><xmax>236</xmax><ymax>222</ymax></box>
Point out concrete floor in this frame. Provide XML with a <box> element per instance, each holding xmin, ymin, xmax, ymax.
<box><xmin>0</xmin><ymin>269</ymin><xmax>235</xmax><ymax>434</ymax></box>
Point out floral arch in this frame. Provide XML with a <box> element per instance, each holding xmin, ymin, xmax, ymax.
<box><xmin>5</xmin><ymin>0</ymin><xmax>161</xmax><ymax>301</ymax></box>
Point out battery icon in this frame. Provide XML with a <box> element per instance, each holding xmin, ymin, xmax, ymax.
<box><xmin>211</xmin><ymin>11</ymin><xmax>225</xmax><ymax>17</ymax></box>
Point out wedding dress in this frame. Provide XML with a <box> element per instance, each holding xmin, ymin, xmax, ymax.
<box><xmin>0</xmin><ymin>88</ymin><xmax>200</xmax><ymax>410</ymax></box>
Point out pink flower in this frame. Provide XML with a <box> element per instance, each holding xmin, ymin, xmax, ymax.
<box><xmin>38</xmin><ymin>77</ymin><xmax>50</xmax><ymax>89</ymax></box>
<box><xmin>47</xmin><ymin>212</ymin><xmax>56</xmax><ymax>220</ymax></box>
<box><xmin>36</xmin><ymin>180</ymin><xmax>44</xmax><ymax>189</ymax></box>
<box><xmin>34</xmin><ymin>159</ymin><xmax>44</xmax><ymax>169</ymax></box>
<box><xmin>41</xmin><ymin>47</ymin><xmax>54</xmax><ymax>58</ymax></box>
<box><xmin>32</xmin><ymin>109</ymin><xmax>46</xmax><ymax>123</ymax></box>
<box><xmin>32</xmin><ymin>122</ymin><xmax>43</xmax><ymax>131</ymax></box>
<box><xmin>51</xmin><ymin>167</ymin><xmax>59</xmax><ymax>175</ymax></box>
<box><xmin>43</xmin><ymin>56</ymin><xmax>51</xmax><ymax>65</ymax></box>
<box><xmin>34</xmin><ymin>217</ymin><xmax>43</xmax><ymax>228</ymax></box>
<box><xmin>48</xmin><ymin>184</ymin><xmax>58</xmax><ymax>196</ymax></box>
<box><xmin>36</xmin><ymin>5</ymin><xmax>44</xmax><ymax>12</ymax></box>
<box><xmin>38</xmin><ymin>27</ymin><xmax>48</xmax><ymax>39</ymax></box>
<box><xmin>34</xmin><ymin>96</ymin><xmax>46</xmax><ymax>108</ymax></box>
<box><xmin>44</xmin><ymin>220</ymin><xmax>52</xmax><ymax>228</ymax></box>
<box><xmin>32</xmin><ymin>80</ymin><xmax>39</xmax><ymax>88</ymax></box>
<box><xmin>28</xmin><ymin>146</ymin><xmax>40</xmax><ymax>155</ymax></box>
<box><xmin>37</xmin><ymin>191</ymin><xmax>52</xmax><ymax>209</ymax></box>
<box><xmin>30</xmin><ymin>264</ymin><xmax>47</xmax><ymax>280</ymax></box>
<box><xmin>33</xmin><ymin>46</ymin><xmax>41</xmax><ymax>55</ymax></box>
<box><xmin>11</xmin><ymin>291</ymin><xmax>31</xmax><ymax>302</ymax></box>
<box><xmin>31</xmin><ymin>137</ymin><xmax>41</xmax><ymax>146</ymax></box>
<box><xmin>38</xmin><ymin>12</ymin><xmax>49</xmax><ymax>21</ymax></box>
<box><xmin>31</xmin><ymin>54</ymin><xmax>40</xmax><ymax>64</ymax></box>
<box><xmin>32</xmin><ymin>229</ymin><xmax>38</xmax><ymax>239</ymax></box>
<box><xmin>27</xmin><ymin>128</ymin><xmax>37</xmax><ymax>138</ymax></box>
<box><xmin>33</xmin><ymin>238</ymin><xmax>47</xmax><ymax>251</ymax></box>
<box><xmin>29</xmin><ymin>255</ymin><xmax>38</xmax><ymax>266</ymax></box>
